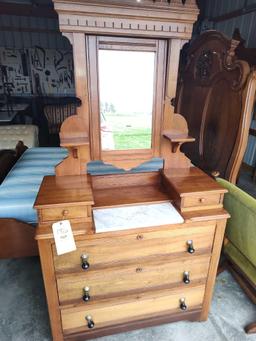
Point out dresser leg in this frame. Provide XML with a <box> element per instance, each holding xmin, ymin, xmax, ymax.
<box><xmin>200</xmin><ymin>219</ymin><xmax>227</xmax><ymax>321</ymax></box>
<box><xmin>38</xmin><ymin>239</ymin><xmax>64</xmax><ymax>341</ymax></box>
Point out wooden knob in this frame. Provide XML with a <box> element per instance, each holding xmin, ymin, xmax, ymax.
<box><xmin>199</xmin><ymin>198</ymin><xmax>205</xmax><ymax>203</ymax></box>
<box><xmin>211</xmin><ymin>171</ymin><xmax>220</xmax><ymax>178</ymax></box>
<box><xmin>183</xmin><ymin>271</ymin><xmax>190</xmax><ymax>284</ymax></box>
<box><xmin>81</xmin><ymin>254</ymin><xmax>90</xmax><ymax>270</ymax></box>
<box><xmin>187</xmin><ymin>240</ymin><xmax>195</xmax><ymax>254</ymax></box>
<box><xmin>85</xmin><ymin>315</ymin><xmax>95</xmax><ymax>329</ymax></box>
<box><xmin>136</xmin><ymin>234</ymin><xmax>143</xmax><ymax>240</ymax></box>
<box><xmin>180</xmin><ymin>298</ymin><xmax>187</xmax><ymax>311</ymax></box>
<box><xmin>62</xmin><ymin>210</ymin><xmax>69</xmax><ymax>216</ymax></box>
<box><xmin>136</xmin><ymin>267</ymin><xmax>143</xmax><ymax>273</ymax></box>
<box><xmin>83</xmin><ymin>286</ymin><xmax>91</xmax><ymax>302</ymax></box>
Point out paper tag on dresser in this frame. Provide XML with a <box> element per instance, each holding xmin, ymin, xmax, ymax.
<box><xmin>52</xmin><ymin>220</ymin><xmax>76</xmax><ymax>255</ymax></box>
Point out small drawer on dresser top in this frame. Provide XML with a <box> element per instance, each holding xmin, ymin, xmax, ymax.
<box><xmin>39</xmin><ymin>205</ymin><xmax>91</xmax><ymax>223</ymax></box>
<box><xmin>61</xmin><ymin>285</ymin><xmax>205</xmax><ymax>333</ymax></box>
<box><xmin>53</xmin><ymin>223</ymin><xmax>216</xmax><ymax>272</ymax></box>
<box><xmin>57</xmin><ymin>254</ymin><xmax>210</xmax><ymax>305</ymax></box>
<box><xmin>181</xmin><ymin>193</ymin><xmax>222</xmax><ymax>211</ymax></box>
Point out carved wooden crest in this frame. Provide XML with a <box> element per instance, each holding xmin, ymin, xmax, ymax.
<box><xmin>196</xmin><ymin>50</ymin><xmax>213</xmax><ymax>80</ymax></box>
<box><xmin>53</xmin><ymin>0</ymin><xmax>199</xmax><ymax>40</ymax></box>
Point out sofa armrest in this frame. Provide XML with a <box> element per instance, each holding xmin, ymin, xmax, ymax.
<box><xmin>216</xmin><ymin>177</ymin><xmax>256</xmax><ymax>266</ymax></box>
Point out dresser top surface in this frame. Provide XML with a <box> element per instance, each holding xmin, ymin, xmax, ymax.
<box><xmin>34</xmin><ymin>167</ymin><xmax>227</xmax><ymax>209</ymax></box>
<box><xmin>162</xmin><ymin>168</ymin><xmax>227</xmax><ymax>196</ymax></box>
<box><xmin>34</xmin><ymin>175</ymin><xmax>94</xmax><ymax>209</ymax></box>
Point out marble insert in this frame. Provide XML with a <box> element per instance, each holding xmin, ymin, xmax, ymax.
<box><xmin>93</xmin><ymin>201</ymin><xmax>184</xmax><ymax>233</ymax></box>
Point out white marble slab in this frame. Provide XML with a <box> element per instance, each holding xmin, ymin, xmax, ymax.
<box><xmin>93</xmin><ymin>201</ymin><xmax>184</xmax><ymax>233</ymax></box>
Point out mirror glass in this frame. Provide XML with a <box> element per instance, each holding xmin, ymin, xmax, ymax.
<box><xmin>98</xmin><ymin>50</ymin><xmax>155</xmax><ymax>151</ymax></box>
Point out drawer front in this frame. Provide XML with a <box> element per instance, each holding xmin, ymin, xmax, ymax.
<box><xmin>61</xmin><ymin>285</ymin><xmax>205</xmax><ymax>333</ymax></box>
<box><xmin>182</xmin><ymin>194</ymin><xmax>221</xmax><ymax>210</ymax></box>
<box><xmin>57</xmin><ymin>255</ymin><xmax>210</xmax><ymax>304</ymax></box>
<box><xmin>53</xmin><ymin>224</ymin><xmax>216</xmax><ymax>272</ymax></box>
<box><xmin>40</xmin><ymin>205</ymin><xmax>90</xmax><ymax>222</ymax></box>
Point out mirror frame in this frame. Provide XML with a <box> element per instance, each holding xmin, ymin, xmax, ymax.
<box><xmin>86</xmin><ymin>36</ymin><xmax>167</xmax><ymax>164</ymax></box>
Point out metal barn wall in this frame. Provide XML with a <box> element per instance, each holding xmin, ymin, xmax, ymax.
<box><xmin>0</xmin><ymin>14</ymin><xmax>70</xmax><ymax>50</ymax></box>
<box><xmin>203</xmin><ymin>0</ymin><xmax>256</xmax><ymax>47</ymax></box>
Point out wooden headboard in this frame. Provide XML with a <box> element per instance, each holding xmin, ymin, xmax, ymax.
<box><xmin>176</xmin><ymin>30</ymin><xmax>256</xmax><ymax>183</ymax></box>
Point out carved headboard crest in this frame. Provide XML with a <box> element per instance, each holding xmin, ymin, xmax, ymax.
<box><xmin>185</xmin><ymin>32</ymin><xmax>250</xmax><ymax>91</ymax></box>
<box><xmin>195</xmin><ymin>50</ymin><xmax>214</xmax><ymax>80</ymax></box>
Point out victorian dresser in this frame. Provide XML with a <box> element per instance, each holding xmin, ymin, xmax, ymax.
<box><xmin>34</xmin><ymin>1</ymin><xmax>229</xmax><ymax>340</ymax></box>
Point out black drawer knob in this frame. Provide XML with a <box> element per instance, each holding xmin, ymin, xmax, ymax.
<box><xmin>86</xmin><ymin>315</ymin><xmax>95</xmax><ymax>329</ymax></box>
<box><xmin>81</xmin><ymin>254</ymin><xmax>90</xmax><ymax>270</ymax></box>
<box><xmin>180</xmin><ymin>298</ymin><xmax>187</xmax><ymax>311</ymax></box>
<box><xmin>83</xmin><ymin>286</ymin><xmax>90</xmax><ymax>302</ymax></box>
<box><xmin>183</xmin><ymin>271</ymin><xmax>190</xmax><ymax>284</ymax></box>
<box><xmin>187</xmin><ymin>240</ymin><xmax>195</xmax><ymax>254</ymax></box>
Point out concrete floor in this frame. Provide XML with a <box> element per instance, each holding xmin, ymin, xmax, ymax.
<box><xmin>0</xmin><ymin>257</ymin><xmax>255</xmax><ymax>341</ymax></box>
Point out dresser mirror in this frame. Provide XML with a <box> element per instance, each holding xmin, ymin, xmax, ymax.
<box><xmin>98</xmin><ymin>48</ymin><xmax>155</xmax><ymax>151</ymax></box>
<box><xmin>86</xmin><ymin>36</ymin><xmax>166</xmax><ymax>164</ymax></box>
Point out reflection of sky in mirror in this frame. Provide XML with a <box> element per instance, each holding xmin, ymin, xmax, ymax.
<box><xmin>98</xmin><ymin>50</ymin><xmax>155</xmax><ymax>114</ymax></box>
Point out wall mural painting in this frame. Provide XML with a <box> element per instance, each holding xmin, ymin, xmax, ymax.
<box><xmin>0</xmin><ymin>47</ymin><xmax>75</xmax><ymax>96</ymax></box>
<box><xmin>0</xmin><ymin>48</ymin><xmax>31</xmax><ymax>95</ymax></box>
<box><xmin>29</xmin><ymin>47</ymin><xmax>75</xmax><ymax>95</ymax></box>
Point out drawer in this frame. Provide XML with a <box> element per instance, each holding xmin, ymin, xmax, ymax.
<box><xmin>53</xmin><ymin>223</ymin><xmax>216</xmax><ymax>272</ymax></box>
<box><xmin>57</xmin><ymin>254</ymin><xmax>210</xmax><ymax>304</ymax></box>
<box><xmin>182</xmin><ymin>193</ymin><xmax>222</xmax><ymax>211</ymax></box>
<box><xmin>61</xmin><ymin>285</ymin><xmax>205</xmax><ymax>333</ymax></box>
<box><xmin>39</xmin><ymin>205</ymin><xmax>90</xmax><ymax>222</ymax></box>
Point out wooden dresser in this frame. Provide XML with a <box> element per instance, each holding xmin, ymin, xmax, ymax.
<box><xmin>34</xmin><ymin>2</ymin><xmax>230</xmax><ymax>340</ymax></box>
<box><xmin>34</xmin><ymin>167</ymin><xmax>229</xmax><ymax>341</ymax></box>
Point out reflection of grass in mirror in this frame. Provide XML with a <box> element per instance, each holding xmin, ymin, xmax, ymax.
<box><xmin>105</xmin><ymin>113</ymin><xmax>152</xmax><ymax>129</ymax></box>
<box><xmin>113</xmin><ymin>128</ymin><xmax>151</xmax><ymax>150</ymax></box>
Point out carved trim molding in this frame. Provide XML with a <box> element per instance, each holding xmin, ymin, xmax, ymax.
<box><xmin>53</xmin><ymin>0</ymin><xmax>199</xmax><ymax>39</ymax></box>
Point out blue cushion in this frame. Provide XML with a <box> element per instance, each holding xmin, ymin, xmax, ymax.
<box><xmin>0</xmin><ymin>148</ymin><xmax>68</xmax><ymax>224</ymax></box>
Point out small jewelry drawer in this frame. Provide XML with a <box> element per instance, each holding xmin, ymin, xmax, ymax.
<box><xmin>181</xmin><ymin>193</ymin><xmax>222</xmax><ymax>211</ymax></box>
<box><xmin>53</xmin><ymin>223</ymin><xmax>216</xmax><ymax>272</ymax></box>
<box><xmin>61</xmin><ymin>285</ymin><xmax>205</xmax><ymax>333</ymax></box>
<box><xmin>56</xmin><ymin>254</ymin><xmax>211</xmax><ymax>305</ymax></box>
<box><xmin>39</xmin><ymin>205</ymin><xmax>91</xmax><ymax>223</ymax></box>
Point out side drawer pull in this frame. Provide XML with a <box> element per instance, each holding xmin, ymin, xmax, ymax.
<box><xmin>187</xmin><ymin>240</ymin><xmax>195</xmax><ymax>254</ymax></box>
<box><xmin>85</xmin><ymin>315</ymin><xmax>95</xmax><ymax>329</ymax></box>
<box><xmin>81</xmin><ymin>254</ymin><xmax>90</xmax><ymax>270</ymax></box>
<box><xmin>183</xmin><ymin>271</ymin><xmax>190</xmax><ymax>284</ymax></box>
<box><xmin>62</xmin><ymin>209</ymin><xmax>69</xmax><ymax>216</ymax></box>
<box><xmin>180</xmin><ymin>298</ymin><xmax>187</xmax><ymax>311</ymax></box>
<box><xmin>82</xmin><ymin>286</ymin><xmax>90</xmax><ymax>302</ymax></box>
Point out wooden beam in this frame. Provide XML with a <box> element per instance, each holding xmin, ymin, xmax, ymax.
<box><xmin>0</xmin><ymin>3</ymin><xmax>57</xmax><ymax>19</ymax></box>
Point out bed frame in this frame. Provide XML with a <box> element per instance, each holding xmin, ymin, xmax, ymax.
<box><xmin>0</xmin><ymin>141</ymin><xmax>39</xmax><ymax>258</ymax></box>
<box><xmin>0</xmin><ymin>219</ymin><xmax>38</xmax><ymax>258</ymax></box>
<box><xmin>175</xmin><ymin>30</ymin><xmax>256</xmax><ymax>183</ymax></box>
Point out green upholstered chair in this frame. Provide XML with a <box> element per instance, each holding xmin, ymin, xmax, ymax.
<box><xmin>216</xmin><ymin>178</ymin><xmax>256</xmax><ymax>334</ymax></box>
